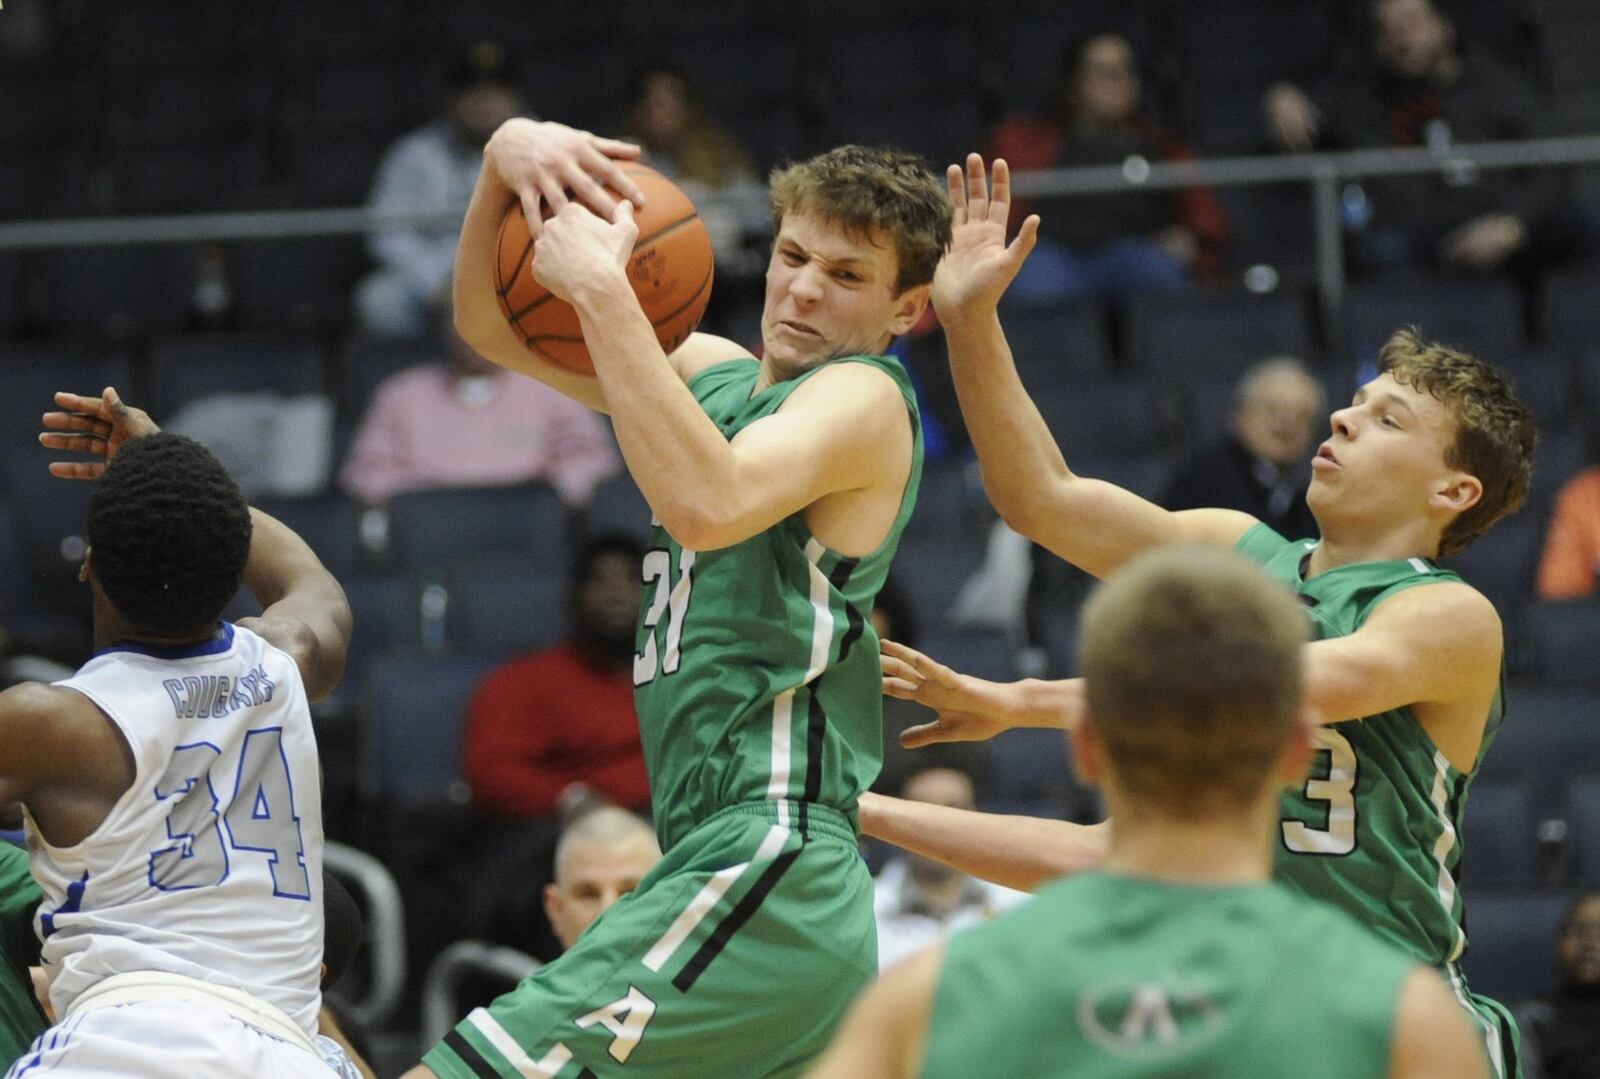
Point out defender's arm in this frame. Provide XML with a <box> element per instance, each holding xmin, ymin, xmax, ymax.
<box><xmin>234</xmin><ymin>510</ymin><xmax>354</xmax><ymax>704</ymax></box>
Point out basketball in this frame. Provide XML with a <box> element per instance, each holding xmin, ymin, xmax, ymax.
<box><xmin>494</xmin><ymin>162</ymin><xmax>716</xmax><ymax>374</ymax></box>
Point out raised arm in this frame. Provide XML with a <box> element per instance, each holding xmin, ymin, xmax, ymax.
<box><xmin>234</xmin><ymin>510</ymin><xmax>353</xmax><ymax>703</ymax></box>
<box><xmin>860</xmin><ymin>793</ymin><xmax>1109</xmax><ymax>893</ymax></box>
<box><xmin>452</xmin><ymin>119</ymin><xmax>647</xmax><ymax>413</ymax></box>
<box><xmin>935</xmin><ymin>156</ymin><xmax>1255</xmax><ymax>579</ymax></box>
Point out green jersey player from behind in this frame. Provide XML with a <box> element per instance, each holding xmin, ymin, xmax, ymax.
<box><xmin>813</xmin><ymin>547</ymin><xmax>1487</xmax><ymax>1079</ymax></box>
<box><xmin>406</xmin><ymin>119</ymin><xmax>947</xmax><ymax>1078</ymax></box>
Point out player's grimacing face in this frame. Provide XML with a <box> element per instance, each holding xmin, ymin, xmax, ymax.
<box><xmin>1307</xmin><ymin>374</ymin><xmax>1459</xmax><ymax>521</ymax></box>
<box><xmin>761</xmin><ymin>212</ymin><xmax>913</xmax><ymax>375</ymax></box>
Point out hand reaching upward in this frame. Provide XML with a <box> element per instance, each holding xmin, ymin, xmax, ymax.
<box><xmin>39</xmin><ymin>387</ymin><xmax>161</xmax><ymax>480</ymax></box>
<box><xmin>931</xmin><ymin>155</ymin><xmax>1040</xmax><ymax>318</ymax></box>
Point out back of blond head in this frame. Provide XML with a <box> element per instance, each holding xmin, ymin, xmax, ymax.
<box><xmin>1079</xmin><ymin>547</ymin><xmax>1308</xmax><ymax>814</ymax></box>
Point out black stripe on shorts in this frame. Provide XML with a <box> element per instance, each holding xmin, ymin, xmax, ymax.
<box><xmin>442</xmin><ymin>1029</ymin><xmax>501</xmax><ymax>1079</ymax></box>
<box><xmin>672</xmin><ymin>845</ymin><xmax>803</xmax><ymax>993</ymax></box>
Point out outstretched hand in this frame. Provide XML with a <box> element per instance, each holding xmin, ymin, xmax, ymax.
<box><xmin>485</xmin><ymin>118</ymin><xmax>645</xmax><ymax>238</ymax></box>
<box><xmin>930</xmin><ymin>154</ymin><xmax>1040</xmax><ymax>317</ymax></box>
<box><xmin>40</xmin><ymin>387</ymin><xmax>160</xmax><ymax>480</ymax></box>
<box><xmin>882</xmin><ymin>639</ymin><xmax>1021</xmax><ymax>747</ymax></box>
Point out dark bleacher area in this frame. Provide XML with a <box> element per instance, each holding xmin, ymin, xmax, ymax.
<box><xmin>2</xmin><ymin>0</ymin><xmax>1596</xmax><ymax>1058</ymax></box>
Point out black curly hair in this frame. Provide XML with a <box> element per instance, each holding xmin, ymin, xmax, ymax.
<box><xmin>88</xmin><ymin>433</ymin><xmax>253</xmax><ymax>640</ymax></box>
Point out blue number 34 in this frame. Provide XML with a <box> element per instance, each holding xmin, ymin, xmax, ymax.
<box><xmin>149</xmin><ymin>727</ymin><xmax>311</xmax><ymax>900</ymax></box>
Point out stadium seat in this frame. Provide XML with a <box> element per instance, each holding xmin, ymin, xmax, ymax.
<box><xmin>892</xmin><ymin>537</ymin><xmax>988</xmax><ymax>634</ymax></box>
<box><xmin>111</xmin><ymin>60</ymin><xmax>276</xmax><ymax>149</ymax></box>
<box><xmin>228</xmin><ymin>236</ymin><xmax>367</xmax><ymax>333</ymax></box>
<box><xmin>1527</xmin><ymin>601</ymin><xmax>1600</xmax><ymax>685</ymax></box>
<box><xmin>253</xmin><ymin>492</ymin><xmax>364</xmax><ymax>576</ymax></box>
<box><xmin>1461</xmin><ymin>779</ymin><xmax>1539</xmax><ymax>888</ymax></box>
<box><xmin>1481</xmin><ymin>686</ymin><xmax>1600</xmax><ymax>818</ymax></box>
<box><xmin>385</xmin><ymin>484</ymin><xmax>568</xmax><ymax>573</ymax></box>
<box><xmin>1460</xmin><ymin>889</ymin><xmax>1572</xmax><ymax>1003</ymax></box>
<box><xmin>917</xmin><ymin>629</ymin><xmax>1018</xmax><ymax>685</ymax></box>
<box><xmin>1541</xmin><ymin>261</ymin><xmax>1600</xmax><ymax>353</ymax></box>
<box><xmin>37</xmin><ymin>246</ymin><xmax>199</xmax><ymax>340</ymax></box>
<box><xmin>992</xmin><ymin>0</ymin><xmax>1157</xmax><ymax>116</ymax></box>
<box><xmin>1440</xmin><ymin>509</ymin><xmax>1544</xmax><ymax>630</ymax></box>
<box><xmin>1569</xmin><ymin>776</ymin><xmax>1600</xmax><ymax>885</ymax></box>
<box><xmin>284</xmin><ymin>131</ymin><xmax>393</xmax><ymax>207</ymax></box>
<box><xmin>360</xmin><ymin>650</ymin><xmax>500</xmax><ymax>807</ymax></box>
<box><xmin>445</xmin><ymin>554</ymin><xmax>569</xmax><ymax>656</ymax></box>
<box><xmin>1342</xmin><ymin>275</ymin><xmax>1526</xmax><ymax>367</ymax></box>
<box><xmin>338</xmin><ymin>333</ymin><xmax>438</xmax><ymax>421</ymax></box>
<box><xmin>1528</xmin><ymin>422</ymin><xmax>1586</xmax><ymax>506</ymax></box>
<box><xmin>986</xmin><ymin>727</ymin><xmax>1099</xmax><ymax>822</ymax></box>
<box><xmin>997</xmin><ymin>298</ymin><xmax>1113</xmax><ymax>388</ymax></box>
<box><xmin>1124</xmin><ymin>291</ymin><xmax>1316</xmax><ymax>384</ymax></box>
<box><xmin>901</xmin><ymin>459</ymin><xmax>992</xmax><ymax>550</ymax></box>
<box><xmin>580</xmin><ymin>473</ymin><xmax>654</xmax><ymax>546</ymax></box>
<box><xmin>340</xmin><ymin>574</ymin><xmax>421</xmax><ymax>674</ymax></box>
<box><xmin>292</xmin><ymin>52</ymin><xmax>434</xmax><ymax>142</ymax></box>
<box><xmin>1031</xmin><ymin>375</ymin><xmax>1170</xmax><ymax>460</ymax></box>
<box><xmin>0</xmin><ymin>255</ymin><xmax>23</xmax><ymax>341</ymax></box>
<box><xmin>146</xmin><ymin>332</ymin><xmax>328</xmax><ymax>420</ymax></box>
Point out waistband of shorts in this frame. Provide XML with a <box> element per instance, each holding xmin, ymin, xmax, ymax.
<box><xmin>64</xmin><ymin>971</ymin><xmax>318</xmax><ymax>1057</ymax></box>
<box><xmin>695</xmin><ymin>799</ymin><xmax>858</xmax><ymax>848</ymax></box>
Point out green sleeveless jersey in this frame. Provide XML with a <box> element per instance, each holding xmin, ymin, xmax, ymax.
<box><xmin>924</xmin><ymin>872</ymin><xmax>1414</xmax><ymax>1079</ymax></box>
<box><xmin>632</xmin><ymin>355</ymin><xmax>922</xmax><ymax>852</ymax></box>
<box><xmin>1237</xmin><ymin>524</ymin><xmax>1505</xmax><ymax>969</ymax></box>
<box><xmin>0</xmin><ymin>842</ymin><xmax>45</xmax><ymax>1068</ymax></box>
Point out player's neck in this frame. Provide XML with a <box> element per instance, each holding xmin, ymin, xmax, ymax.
<box><xmin>1306</xmin><ymin>520</ymin><xmax>1441</xmax><ymax>576</ymax></box>
<box><xmin>1100</xmin><ymin>803</ymin><xmax>1276</xmax><ymax>887</ymax></box>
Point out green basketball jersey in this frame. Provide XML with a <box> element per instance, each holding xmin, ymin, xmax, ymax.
<box><xmin>0</xmin><ymin>842</ymin><xmax>46</xmax><ymax>1069</ymax></box>
<box><xmin>633</xmin><ymin>355</ymin><xmax>922</xmax><ymax>852</ymax></box>
<box><xmin>924</xmin><ymin>872</ymin><xmax>1415</xmax><ymax>1079</ymax></box>
<box><xmin>1237</xmin><ymin>524</ymin><xmax>1504</xmax><ymax>969</ymax></box>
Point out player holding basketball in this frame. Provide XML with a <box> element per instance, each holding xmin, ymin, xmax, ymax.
<box><xmin>859</xmin><ymin>155</ymin><xmax>1535</xmax><ymax>1077</ymax></box>
<box><xmin>2</xmin><ymin>390</ymin><xmax>356</xmax><ymax>1078</ymax></box>
<box><xmin>812</xmin><ymin>547</ymin><xmax>1488</xmax><ymax>1078</ymax></box>
<box><xmin>406</xmin><ymin>121</ymin><xmax>948</xmax><ymax>1077</ymax></box>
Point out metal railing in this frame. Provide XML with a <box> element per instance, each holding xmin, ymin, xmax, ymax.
<box><xmin>1</xmin><ymin>135</ymin><xmax>1598</xmax><ymax>329</ymax></box>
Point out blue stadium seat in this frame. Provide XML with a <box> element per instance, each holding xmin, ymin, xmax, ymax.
<box><xmin>146</xmin><ymin>332</ymin><xmax>328</xmax><ymax>420</ymax></box>
<box><xmin>385</xmin><ymin>484</ymin><xmax>569</xmax><ymax>573</ymax></box>
<box><xmin>901</xmin><ymin>459</ymin><xmax>992</xmax><ymax>549</ymax></box>
<box><xmin>1440</xmin><ymin>509</ymin><xmax>1545</xmax><ymax>630</ymax></box>
<box><xmin>38</xmin><ymin>246</ymin><xmax>199</xmax><ymax>340</ymax></box>
<box><xmin>338</xmin><ymin>333</ymin><xmax>437</xmax><ymax>421</ymax></box>
<box><xmin>1460</xmin><ymin>890</ymin><xmax>1572</xmax><ymax>1003</ymax></box>
<box><xmin>986</xmin><ymin>727</ymin><xmax>1099</xmax><ymax>822</ymax></box>
<box><xmin>229</xmin><ymin>236</ymin><xmax>367</xmax><ymax>333</ymax></box>
<box><xmin>1541</xmin><ymin>261</ymin><xmax>1600</xmax><ymax>354</ymax></box>
<box><xmin>254</xmin><ymin>492</ymin><xmax>364</xmax><ymax>576</ymax></box>
<box><xmin>1342</xmin><ymin>276</ymin><xmax>1526</xmax><ymax>368</ymax></box>
<box><xmin>1125</xmin><ymin>291</ymin><xmax>1316</xmax><ymax>383</ymax></box>
<box><xmin>446</xmin><ymin>555</ymin><xmax>569</xmax><ymax>656</ymax></box>
<box><xmin>1031</xmin><ymin>375</ymin><xmax>1169</xmax><ymax>460</ymax></box>
<box><xmin>892</xmin><ymin>537</ymin><xmax>988</xmax><ymax>634</ymax></box>
<box><xmin>341</xmin><ymin>574</ymin><xmax>420</xmax><ymax>673</ymax></box>
<box><xmin>360</xmin><ymin>650</ymin><xmax>500</xmax><ymax>807</ymax></box>
<box><xmin>917</xmin><ymin>629</ymin><xmax>1017</xmax><ymax>684</ymax></box>
<box><xmin>1569</xmin><ymin>777</ymin><xmax>1600</xmax><ymax>885</ymax></box>
<box><xmin>1527</xmin><ymin>601</ymin><xmax>1600</xmax><ymax>685</ymax></box>
<box><xmin>580</xmin><ymin>473</ymin><xmax>653</xmax><ymax>546</ymax></box>
<box><xmin>1461</xmin><ymin>779</ymin><xmax>1538</xmax><ymax>888</ymax></box>
<box><xmin>1481</xmin><ymin>686</ymin><xmax>1600</xmax><ymax>819</ymax></box>
<box><xmin>998</xmin><ymin>298</ymin><xmax>1113</xmax><ymax>389</ymax></box>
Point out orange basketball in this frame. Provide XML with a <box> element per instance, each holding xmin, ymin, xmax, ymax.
<box><xmin>494</xmin><ymin>162</ymin><xmax>716</xmax><ymax>375</ymax></box>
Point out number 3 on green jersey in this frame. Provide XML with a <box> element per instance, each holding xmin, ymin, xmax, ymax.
<box><xmin>634</xmin><ymin>547</ymin><xmax>696</xmax><ymax>686</ymax></box>
<box><xmin>1282</xmin><ymin>727</ymin><xmax>1358</xmax><ymax>855</ymax></box>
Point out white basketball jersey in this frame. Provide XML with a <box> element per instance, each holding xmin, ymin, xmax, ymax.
<box><xmin>25</xmin><ymin>622</ymin><xmax>326</xmax><ymax>1037</ymax></box>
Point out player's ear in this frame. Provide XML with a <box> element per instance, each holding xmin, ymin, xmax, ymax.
<box><xmin>542</xmin><ymin>882</ymin><xmax>562</xmax><ymax>926</ymax></box>
<box><xmin>1430</xmin><ymin>471</ymin><xmax>1482</xmax><ymax>516</ymax></box>
<box><xmin>886</xmin><ymin>284</ymin><xmax>929</xmax><ymax>338</ymax></box>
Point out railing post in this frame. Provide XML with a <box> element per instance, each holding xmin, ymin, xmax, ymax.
<box><xmin>1311</xmin><ymin>161</ymin><xmax>1345</xmax><ymax>347</ymax></box>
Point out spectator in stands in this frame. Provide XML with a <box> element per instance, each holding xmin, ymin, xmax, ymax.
<box><xmin>462</xmin><ymin>534</ymin><xmax>649</xmax><ymax>821</ymax></box>
<box><xmin>543</xmin><ymin>807</ymin><xmax>662</xmax><ymax>953</ymax></box>
<box><xmin>987</xmin><ymin>31</ymin><xmax>1229</xmax><ymax>302</ymax></box>
<box><xmin>873</xmin><ymin>749</ymin><xmax>1026</xmax><ymax>970</ymax></box>
<box><xmin>1516</xmin><ymin>890</ymin><xmax>1600</xmax><ymax>1079</ymax></box>
<box><xmin>1163</xmin><ymin>358</ymin><xmax>1324</xmax><ymax>541</ymax></box>
<box><xmin>1263</xmin><ymin>0</ymin><xmax>1589</xmax><ymax>277</ymax></box>
<box><xmin>339</xmin><ymin>297</ymin><xmax>618</xmax><ymax>508</ymax></box>
<box><xmin>355</xmin><ymin>41</ymin><xmax>525</xmax><ymax>336</ymax></box>
<box><xmin>1536</xmin><ymin>465</ymin><xmax>1600</xmax><ymax>600</ymax></box>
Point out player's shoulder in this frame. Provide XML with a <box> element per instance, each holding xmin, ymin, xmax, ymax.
<box><xmin>785</xmin><ymin>357</ymin><xmax>908</xmax><ymax>411</ymax></box>
<box><xmin>1369</xmin><ymin>576</ymin><xmax>1501</xmax><ymax>642</ymax></box>
<box><xmin>669</xmin><ymin>332</ymin><xmax>758</xmax><ymax>384</ymax></box>
<box><xmin>0</xmin><ymin>680</ymin><xmax>84</xmax><ymax>724</ymax></box>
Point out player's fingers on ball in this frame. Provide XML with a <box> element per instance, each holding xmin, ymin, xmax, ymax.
<box><xmin>563</xmin><ymin>161</ymin><xmax>618</xmax><ymax>217</ymax></box>
<box><xmin>590</xmin><ymin>136</ymin><xmax>643</xmax><ymax>161</ymax></box>
<box><xmin>588</xmin><ymin>152</ymin><xmax>646</xmax><ymax>207</ymax></box>
<box><xmin>538</xmin><ymin>174</ymin><xmax>569</xmax><ymax>214</ymax></box>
